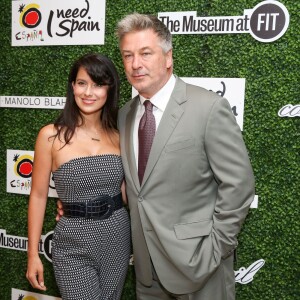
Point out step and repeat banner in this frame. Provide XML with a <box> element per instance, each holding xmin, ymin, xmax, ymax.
<box><xmin>0</xmin><ymin>1</ymin><xmax>298</xmax><ymax>299</ymax></box>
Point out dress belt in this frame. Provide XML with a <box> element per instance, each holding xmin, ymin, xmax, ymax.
<box><xmin>63</xmin><ymin>193</ymin><xmax>123</xmax><ymax>220</ymax></box>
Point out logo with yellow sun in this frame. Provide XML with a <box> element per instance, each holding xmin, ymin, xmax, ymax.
<box><xmin>18</xmin><ymin>3</ymin><xmax>42</xmax><ymax>28</ymax></box>
<box><xmin>18</xmin><ymin>295</ymin><xmax>38</xmax><ymax>300</ymax></box>
<box><xmin>13</xmin><ymin>154</ymin><xmax>33</xmax><ymax>178</ymax></box>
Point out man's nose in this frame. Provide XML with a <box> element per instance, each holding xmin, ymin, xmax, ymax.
<box><xmin>132</xmin><ymin>55</ymin><xmax>142</xmax><ymax>69</ymax></box>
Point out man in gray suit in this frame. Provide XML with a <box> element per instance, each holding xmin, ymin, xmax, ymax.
<box><xmin>116</xmin><ymin>13</ymin><xmax>255</xmax><ymax>299</ymax></box>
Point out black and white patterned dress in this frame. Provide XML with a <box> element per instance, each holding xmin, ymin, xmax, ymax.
<box><xmin>52</xmin><ymin>155</ymin><xmax>131</xmax><ymax>300</ymax></box>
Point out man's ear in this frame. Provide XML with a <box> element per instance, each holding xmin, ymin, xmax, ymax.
<box><xmin>166</xmin><ymin>49</ymin><xmax>173</xmax><ymax>69</ymax></box>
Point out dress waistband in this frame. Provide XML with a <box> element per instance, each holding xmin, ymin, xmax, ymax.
<box><xmin>63</xmin><ymin>193</ymin><xmax>123</xmax><ymax>220</ymax></box>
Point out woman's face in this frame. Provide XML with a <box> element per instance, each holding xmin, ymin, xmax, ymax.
<box><xmin>72</xmin><ymin>67</ymin><xmax>109</xmax><ymax>116</ymax></box>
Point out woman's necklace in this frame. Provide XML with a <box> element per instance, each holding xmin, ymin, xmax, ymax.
<box><xmin>83</xmin><ymin>127</ymin><xmax>101</xmax><ymax>142</ymax></box>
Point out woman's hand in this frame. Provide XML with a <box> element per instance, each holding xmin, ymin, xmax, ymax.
<box><xmin>56</xmin><ymin>200</ymin><xmax>64</xmax><ymax>221</ymax></box>
<box><xmin>26</xmin><ymin>255</ymin><xmax>47</xmax><ymax>291</ymax></box>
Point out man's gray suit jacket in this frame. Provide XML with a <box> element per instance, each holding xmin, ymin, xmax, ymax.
<box><xmin>118</xmin><ymin>77</ymin><xmax>255</xmax><ymax>295</ymax></box>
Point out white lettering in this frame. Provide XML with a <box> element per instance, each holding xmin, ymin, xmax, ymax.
<box><xmin>271</xmin><ymin>13</ymin><xmax>279</xmax><ymax>30</ymax></box>
<box><xmin>257</xmin><ymin>12</ymin><xmax>281</xmax><ymax>31</ymax></box>
<box><xmin>257</xmin><ymin>13</ymin><xmax>265</xmax><ymax>31</ymax></box>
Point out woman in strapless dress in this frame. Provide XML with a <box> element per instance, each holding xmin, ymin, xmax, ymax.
<box><xmin>26</xmin><ymin>53</ymin><xmax>131</xmax><ymax>300</ymax></box>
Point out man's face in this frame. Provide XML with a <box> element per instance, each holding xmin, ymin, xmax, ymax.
<box><xmin>120</xmin><ymin>29</ymin><xmax>172</xmax><ymax>99</ymax></box>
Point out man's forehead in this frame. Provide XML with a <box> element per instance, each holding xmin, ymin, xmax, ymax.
<box><xmin>120</xmin><ymin>30</ymin><xmax>160</xmax><ymax>50</ymax></box>
<box><xmin>121</xmin><ymin>46</ymin><xmax>152</xmax><ymax>52</ymax></box>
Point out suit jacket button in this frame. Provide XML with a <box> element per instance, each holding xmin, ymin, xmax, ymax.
<box><xmin>138</xmin><ymin>197</ymin><xmax>144</xmax><ymax>202</ymax></box>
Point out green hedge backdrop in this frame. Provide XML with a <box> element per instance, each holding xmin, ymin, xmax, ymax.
<box><xmin>0</xmin><ymin>0</ymin><xmax>299</xmax><ymax>299</ymax></box>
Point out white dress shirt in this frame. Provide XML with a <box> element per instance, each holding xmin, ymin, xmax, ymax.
<box><xmin>133</xmin><ymin>74</ymin><xmax>176</xmax><ymax>167</ymax></box>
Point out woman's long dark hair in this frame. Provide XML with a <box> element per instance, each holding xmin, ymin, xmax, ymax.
<box><xmin>54</xmin><ymin>53</ymin><xmax>120</xmax><ymax>145</ymax></box>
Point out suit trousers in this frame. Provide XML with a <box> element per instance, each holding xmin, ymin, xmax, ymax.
<box><xmin>136</xmin><ymin>254</ymin><xmax>235</xmax><ymax>300</ymax></box>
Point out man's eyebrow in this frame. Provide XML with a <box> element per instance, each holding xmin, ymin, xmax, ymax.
<box><xmin>122</xmin><ymin>47</ymin><xmax>152</xmax><ymax>53</ymax></box>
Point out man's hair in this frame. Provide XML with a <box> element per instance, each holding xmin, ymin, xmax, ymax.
<box><xmin>116</xmin><ymin>13</ymin><xmax>172</xmax><ymax>53</ymax></box>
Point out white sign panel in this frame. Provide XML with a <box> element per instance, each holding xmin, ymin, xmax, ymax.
<box><xmin>12</xmin><ymin>288</ymin><xmax>61</xmax><ymax>300</ymax></box>
<box><xmin>251</xmin><ymin>195</ymin><xmax>259</xmax><ymax>209</ymax></box>
<box><xmin>12</xmin><ymin>0</ymin><xmax>106</xmax><ymax>46</ymax></box>
<box><xmin>158</xmin><ymin>0</ymin><xmax>290</xmax><ymax>43</ymax></box>
<box><xmin>6</xmin><ymin>150</ymin><xmax>58</xmax><ymax>197</ymax></box>
<box><xmin>0</xmin><ymin>96</ymin><xmax>65</xmax><ymax>109</ymax></box>
<box><xmin>1</xmin><ymin>229</ymin><xmax>54</xmax><ymax>262</ymax></box>
<box><xmin>132</xmin><ymin>77</ymin><xmax>246</xmax><ymax>130</ymax></box>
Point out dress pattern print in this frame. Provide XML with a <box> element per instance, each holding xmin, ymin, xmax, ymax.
<box><xmin>52</xmin><ymin>155</ymin><xmax>131</xmax><ymax>300</ymax></box>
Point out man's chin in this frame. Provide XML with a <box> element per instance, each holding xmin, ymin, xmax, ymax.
<box><xmin>131</xmin><ymin>81</ymin><xmax>145</xmax><ymax>93</ymax></box>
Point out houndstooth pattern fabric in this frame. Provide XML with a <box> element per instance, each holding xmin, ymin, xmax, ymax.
<box><xmin>52</xmin><ymin>155</ymin><xmax>131</xmax><ymax>300</ymax></box>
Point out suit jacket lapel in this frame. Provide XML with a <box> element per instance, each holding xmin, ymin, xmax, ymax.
<box><xmin>125</xmin><ymin>96</ymin><xmax>140</xmax><ymax>191</ymax></box>
<box><xmin>141</xmin><ymin>78</ymin><xmax>187</xmax><ymax>187</ymax></box>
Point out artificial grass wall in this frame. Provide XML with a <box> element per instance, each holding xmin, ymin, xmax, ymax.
<box><xmin>0</xmin><ymin>1</ymin><xmax>299</xmax><ymax>299</ymax></box>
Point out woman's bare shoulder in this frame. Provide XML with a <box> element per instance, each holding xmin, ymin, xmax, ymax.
<box><xmin>36</xmin><ymin>124</ymin><xmax>58</xmax><ymax>144</ymax></box>
<box><xmin>38</xmin><ymin>124</ymin><xmax>57</xmax><ymax>136</ymax></box>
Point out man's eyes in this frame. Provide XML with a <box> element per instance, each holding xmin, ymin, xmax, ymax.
<box><xmin>123</xmin><ymin>52</ymin><xmax>151</xmax><ymax>59</ymax></box>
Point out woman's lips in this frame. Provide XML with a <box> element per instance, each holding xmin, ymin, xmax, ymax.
<box><xmin>82</xmin><ymin>98</ymin><xmax>96</xmax><ymax>104</ymax></box>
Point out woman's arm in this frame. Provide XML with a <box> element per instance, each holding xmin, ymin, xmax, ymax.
<box><xmin>26</xmin><ymin>124</ymin><xmax>55</xmax><ymax>291</ymax></box>
<box><xmin>121</xmin><ymin>180</ymin><xmax>127</xmax><ymax>204</ymax></box>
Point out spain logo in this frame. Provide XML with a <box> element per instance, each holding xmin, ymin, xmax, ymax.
<box><xmin>13</xmin><ymin>153</ymin><xmax>33</xmax><ymax>178</ymax></box>
<box><xmin>18</xmin><ymin>3</ymin><xmax>42</xmax><ymax>28</ymax></box>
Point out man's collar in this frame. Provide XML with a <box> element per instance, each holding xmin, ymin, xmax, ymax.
<box><xmin>139</xmin><ymin>74</ymin><xmax>176</xmax><ymax>111</ymax></box>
